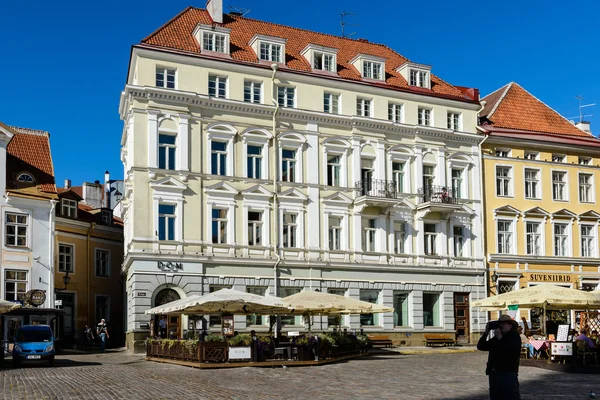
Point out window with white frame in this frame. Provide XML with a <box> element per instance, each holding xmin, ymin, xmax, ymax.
<box><xmin>423</xmin><ymin>165</ymin><xmax>435</xmax><ymax>189</ymax></box>
<box><xmin>554</xmin><ymin>223</ymin><xmax>569</xmax><ymax>256</ymax></box>
<box><xmin>423</xmin><ymin>293</ymin><xmax>440</xmax><ymax>326</ymax></box>
<box><xmin>552</xmin><ymin>154</ymin><xmax>566</xmax><ymax>163</ymax></box>
<box><xmin>447</xmin><ymin>112</ymin><xmax>461</xmax><ymax>130</ymax></box>
<box><xmin>247</xmin><ymin>145</ymin><xmax>263</xmax><ymax>179</ymax></box>
<box><xmin>409</xmin><ymin>69</ymin><xmax>429</xmax><ymax>88</ymax></box>
<box><xmin>247</xmin><ymin>211</ymin><xmax>262</xmax><ymax>246</ymax></box>
<box><xmin>5</xmin><ymin>270</ymin><xmax>27</xmax><ymax>301</ymax></box>
<box><xmin>362</xmin><ymin>61</ymin><xmax>383</xmax><ymax>80</ymax></box>
<box><xmin>95</xmin><ymin>249</ymin><xmax>109</xmax><ymax>277</ymax></box>
<box><xmin>259</xmin><ymin>42</ymin><xmax>283</xmax><ymax>63</ymax></box>
<box><xmin>424</xmin><ymin>223</ymin><xmax>437</xmax><ymax>255</ymax></box>
<box><xmin>281</xmin><ymin>149</ymin><xmax>296</xmax><ymax>182</ymax></box>
<box><xmin>552</xmin><ymin>171</ymin><xmax>567</xmax><ymax>200</ymax></box>
<box><xmin>209</xmin><ymin>285</ymin><xmax>232</xmax><ymax>326</ymax></box>
<box><xmin>497</xmin><ymin>220</ymin><xmax>513</xmax><ymax>254</ymax></box>
<box><xmin>61</xmin><ymin>198</ymin><xmax>78</xmax><ymax>218</ymax></box>
<box><xmin>208</xmin><ymin>75</ymin><xmax>227</xmax><ymax>98</ymax></box>
<box><xmin>243</xmin><ymin>80</ymin><xmax>262</xmax><ymax>103</ymax></box>
<box><xmin>58</xmin><ymin>244</ymin><xmax>74</xmax><ymax>273</ymax></box>
<box><xmin>392</xmin><ymin>162</ymin><xmax>405</xmax><ymax>193</ymax></box>
<box><xmin>498</xmin><ymin>280</ymin><xmax>516</xmax><ymax>294</ymax></box>
<box><xmin>393</xmin><ymin>292</ymin><xmax>409</xmax><ymax>327</ymax></box>
<box><xmin>314</xmin><ymin>52</ymin><xmax>335</xmax><ymax>72</ymax></box>
<box><xmin>279</xmin><ymin>287</ymin><xmax>301</xmax><ymax>326</ymax></box>
<box><xmin>158</xmin><ymin>204</ymin><xmax>176</xmax><ymax>241</ymax></box>
<box><xmin>495</xmin><ymin>149</ymin><xmax>510</xmax><ymax>157</ymax></box>
<box><xmin>496</xmin><ymin>166</ymin><xmax>512</xmax><ymax>197</ymax></box>
<box><xmin>454</xmin><ymin>226</ymin><xmax>465</xmax><ymax>257</ymax></box>
<box><xmin>246</xmin><ymin>286</ymin><xmax>267</xmax><ymax>325</ymax></box>
<box><xmin>323</xmin><ymin>92</ymin><xmax>340</xmax><ymax>114</ymax></box>
<box><xmin>388</xmin><ymin>103</ymin><xmax>403</xmax><ymax>123</ymax></box>
<box><xmin>277</xmin><ymin>86</ymin><xmax>295</xmax><ymax>108</ymax></box>
<box><xmin>5</xmin><ymin>212</ymin><xmax>28</xmax><ymax>247</ymax></box>
<box><xmin>329</xmin><ymin>216</ymin><xmax>342</xmax><ymax>251</ymax></box>
<box><xmin>16</xmin><ymin>173</ymin><xmax>34</xmax><ymax>183</ymax></box>
<box><xmin>327</xmin><ymin>154</ymin><xmax>341</xmax><ymax>186</ymax></box>
<box><xmin>158</xmin><ymin>134</ymin><xmax>176</xmax><ymax>170</ymax></box>
<box><xmin>524</xmin><ymin>151</ymin><xmax>539</xmax><ymax>160</ymax></box>
<box><xmin>417</xmin><ymin>107</ymin><xmax>431</xmax><ymax>126</ymax></box>
<box><xmin>451</xmin><ymin>168</ymin><xmax>463</xmax><ymax>199</ymax></box>
<box><xmin>202</xmin><ymin>31</ymin><xmax>226</xmax><ymax>53</ymax></box>
<box><xmin>362</xmin><ymin>218</ymin><xmax>376</xmax><ymax>252</ymax></box>
<box><xmin>579</xmin><ymin>157</ymin><xmax>592</xmax><ymax>165</ymax></box>
<box><xmin>211</xmin><ymin>141</ymin><xmax>227</xmax><ymax>176</ymax></box>
<box><xmin>579</xmin><ymin>173</ymin><xmax>593</xmax><ymax>202</ymax></box>
<box><xmin>360</xmin><ymin>289</ymin><xmax>381</xmax><ymax>326</ymax></box>
<box><xmin>581</xmin><ymin>225</ymin><xmax>595</xmax><ymax>258</ymax></box>
<box><xmin>524</xmin><ymin>168</ymin><xmax>539</xmax><ymax>199</ymax></box>
<box><xmin>328</xmin><ymin>288</ymin><xmax>347</xmax><ymax>327</ymax></box>
<box><xmin>526</xmin><ymin>221</ymin><xmax>541</xmax><ymax>255</ymax></box>
<box><xmin>394</xmin><ymin>221</ymin><xmax>405</xmax><ymax>254</ymax></box>
<box><xmin>356</xmin><ymin>98</ymin><xmax>372</xmax><ymax>117</ymax></box>
<box><xmin>212</xmin><ymin>208</ymin><xmax>228</xmax><ymax>244</ymax></box>
<box><xmin>156</xmin><ymin>67</ymin><xmax>175</xmax><ymax>89</ymax></box>
<box><xmin>282</xmin><ymin>213</ymin><xmax>297</xmax><ymax>248</ymax></box>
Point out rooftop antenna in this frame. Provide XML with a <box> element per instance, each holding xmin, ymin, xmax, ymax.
<box><xmin>567</xmin><ymin>95</ymin><xmax>595</xmax><ymax>122</ymax></box>
<box><xmin>341</xmin><ymin>11</ymin><xmax>358</xmax><ymax>38</ymax></box>
<box><xmin>228</xmin><ymin>4</ymin><xmax>251</xmax><ymax>16</ymax></box>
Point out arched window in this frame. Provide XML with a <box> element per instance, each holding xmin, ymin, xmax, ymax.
<box><xmin>16</xmin><ymin>172</ymin><xmax>35</xmax><ymax>183</ymax></box>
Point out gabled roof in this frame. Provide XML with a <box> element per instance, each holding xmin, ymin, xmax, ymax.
<box><xmin>6</xmin><ymin>126</ymin><xmax>56</xmax><ymax>196</ymax></box>
<box><xmin>140</xmin><ymin>7</ymin><xmax>476</xmax><ymax>103</ymax></box>
<box><xmin>480</xmin><ymin>82</ymin><xmax>589</xmax><ymax>137</ymax></box>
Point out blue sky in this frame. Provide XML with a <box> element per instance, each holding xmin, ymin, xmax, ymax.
<box><xmin>2</xmin><ymin>0</ymin><xmax>598</xmax><ymax>186</ymax></box>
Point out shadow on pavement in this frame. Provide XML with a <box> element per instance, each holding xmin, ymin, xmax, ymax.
<box><xmin>0</xmin><ymin>358</ymin><xmax>102</xmax><ymax>370</ymax></box>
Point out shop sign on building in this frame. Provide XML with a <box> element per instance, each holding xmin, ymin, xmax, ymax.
<box><xmin>158</xmin><ymin>261</ymin><xmax>183</xmax><ymax>272</ymax></box>
<box><xmin>24</xmin><ymin>290</ymin><xmax>46</xmax><ymax>307</ymax></box>
<box><xmin>528</xmin><ymin>273</ymin><xmax>572</xmax><ymax>283</ymax></box>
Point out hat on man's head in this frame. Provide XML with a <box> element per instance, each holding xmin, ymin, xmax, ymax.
<box><xmin>497</xmin><ymin>314</ymin><xmax>518</xmax><ymax>326</ymax></box>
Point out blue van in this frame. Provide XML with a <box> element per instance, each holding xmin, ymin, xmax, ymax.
<box><xmin>12</xmin><ymin>325</ymin><xmax>55</xmax><ymax>367</ymax></box>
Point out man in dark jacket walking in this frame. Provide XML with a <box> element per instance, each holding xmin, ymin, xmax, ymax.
<box><xmin>477</xmin><ymin>314</ymin><xmax>521</xmax><ymax>400</ymax></box>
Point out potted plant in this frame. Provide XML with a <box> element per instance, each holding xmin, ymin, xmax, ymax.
<box><xmin>257</xmin><ymin>336</ymin><xmax>273</xmax><ymax>362</ymax></box>
<box><xmin>227</xmin><ymin>334</ymin><xmax>252</xmax><ymax>362</ymax></box>
<box><xmin>294</xmin><ymin>335</ymin><xmax>316</xmax><ymax>361</ymax></box>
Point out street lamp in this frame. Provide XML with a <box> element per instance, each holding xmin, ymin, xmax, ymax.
<box><xmin>55</xmin><ymin>271</ymin><xmax>71</xmax><ymax>292</ymax></box>
<box><xmin>491</xmin><ymin>271</ymin><xmax>498</xmax><ymax>284</ymax></box>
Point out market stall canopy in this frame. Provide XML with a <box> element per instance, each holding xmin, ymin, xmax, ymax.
<box><xmin>144</xmin><ymin>288</ymin><xmax>292</xmax><ymax>315</ymax></box>
<box><xmin>472</xmin><ymin>283</ymin><xmax>600</xmax><ymax>310</ymax></box>
<box><xmin>0</xmin><ymin>299</ymin><xmax>20</xmax><ymax>314</ymax></box>
<box><xmin>282</xmin><ymin>290</ymin><xmax>394</xmax><ymax>315</ymax></box>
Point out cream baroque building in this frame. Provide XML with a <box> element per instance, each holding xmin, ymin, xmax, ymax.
<box><xmin>119</xmin><ymin>1</ymin><xmax>486</xmax><ymax>351</ymax></box>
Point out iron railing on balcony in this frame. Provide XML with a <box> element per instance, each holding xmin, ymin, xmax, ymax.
<box><xmin>355</xmin><ymin>179</ymin><xmax>398</xmax><ymax>199</ymax></box>
<box><xmin>417</xmin><ymin>185</ymin><xmax>459</xmax><ymax>204</ymax></box>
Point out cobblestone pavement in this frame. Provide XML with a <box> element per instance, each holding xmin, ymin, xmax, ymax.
<box><xmin>1</xmin><ymin>350</ymin><xmax>599</xmax><ymax>399</ymax></box>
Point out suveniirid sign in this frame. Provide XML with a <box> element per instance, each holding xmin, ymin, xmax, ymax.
<box><xmin>528</xmin><ymin>273</ymin><xmax>572</xmax><ymax>283</ymax></box>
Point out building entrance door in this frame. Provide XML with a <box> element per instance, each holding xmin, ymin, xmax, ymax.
<box><xmin>56</xmin><ymin>293</ymin><xmax>75</xmax><ymax>343</ymax></box>
<box><xmin>454</xmin><ymin>293</ymin><xmax>470</xmax><ymax>344</ymax></box>
<box><xmin>153</xmin><ymin>289</ymin><xmax>180</xmax><ymax>338</ymax></box>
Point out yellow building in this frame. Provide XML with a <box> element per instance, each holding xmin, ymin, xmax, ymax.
<box><xmin>480</xmin><ymin>82</ymin><xmax>600</xmax><ymax>331</ymax></box>
<box><xmin>54</xmin><ymin>186</ymin><xmax>124</xmax><ymax>348</ymax></box>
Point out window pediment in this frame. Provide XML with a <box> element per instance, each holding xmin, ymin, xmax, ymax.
<box><xmin>322</xmin><ymin>192</ymin><xmax>352</xmax><ymax>205</ymax></box>
<box><xmin>580</xmin><ymin>210</ymin><xmax>600</xmax><ymax>221</ymax></box>
<box><xmin>150</xmin><ymin>176</ymin><xmax>187</xmax><ymax>195</ymax></box>
<box><xmin>552</xmin><ymin>209</ymin><xmax>577</xmax><ymax>220</ymax></box>
<box><xmin>522</xmin><ymin>207</ymin><xmax>550</xmax><ymax>218</ymax></box>
<box><xmin>279</xmin><ymin>188</ymin><xmax>307</xmax><ymax>202</ymax></box>
<box><xmin>493</xmin><ymin>205</ymin><xmax>520</xmax><ymax>218</ymax></box>
<box><xmin>207</xmin><ymin>123</ymin><xmax>237</xmax><ymax>140</ymax></box>
<box><xmin>205</xmin><ymin>181</ymin><xmax>238</xmax><ymax>197</ymax></box>
<box><xmin>241</xmin><ymin>184</ymin><xmax>271</xmax><ymax>199</ymax></box>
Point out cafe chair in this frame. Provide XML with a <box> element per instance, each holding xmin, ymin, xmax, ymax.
<box><xmin>576</xmin><ymin>340</ymin><xmax>597</xmax><ymax>365</ymax></box>
<box><xmin>520</xmin><ymin>347</ymin><xmax>529</xmax><ymax>359</ymax></box>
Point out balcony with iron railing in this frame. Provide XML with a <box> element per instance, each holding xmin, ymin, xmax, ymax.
<box><xmin>417</xmin><ymin>185</ymin><xmax>460</xmax><ymax>205</ymax></box>
<box><xmin>355</xmin><ymin>179</ymin><xmax>398</xmax><ymax>199</ymax></box>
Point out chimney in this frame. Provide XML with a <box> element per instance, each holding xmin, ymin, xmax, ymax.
<box><xmin>206</xmin><ymin>0</ymin><xmax>223</xmax><ymax>24</ymax></box>
<box><xmin>104</xmin><ymin>171</ymin><xmax>110</xmax><ymax>209</ymax></box>
<box><xmin>576</xmin><ymin>121</ymin><xmax>592</xmax><ymax>135</ymax></box>
<box><xmin>82</xmin><ymin>182</ymin><xmax>103</xmax><ymax>209</ymax></box>
<box><xmin>64</xmin><ymin>179</ymin><xmax>71</xmax><ymax>189</ymax></box>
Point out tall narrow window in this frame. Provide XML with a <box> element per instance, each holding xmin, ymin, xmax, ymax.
<box><xmin>451</xmin><ymin>169</ymin><xmax>463</xmax><ymax>199</ymax></box>
<box><xmin>247</xmin><ymin>211</ymin><xmax>262</xmax><ymax>246</ymax></box>
<box><xmin>417</xmin><ymin>108</ymin><xmax>431</xmax><ymax>126</ymax></box>
<box><xmin>281</xmin><ymin>149</ymin><xmax>296</xmax><ymax>182</ymax></box>
<box><xmin>158</xmin><ymin>134</ymin><xmax>176</xmax><ymax>170</ymax></box>
<box><xmin>356</xmin><ymin>98</ymin><xmax>372</xmax><ymax>117</ymax></box>
<box><xmin>211</xmin><ymin>141</ymin><xmax>227</xmax><ymax>176</ymax></box>
<box><xmin>208</xmin><ymin>75</ymin><xmax>227</xmax><ymax>98</ymax></box>
<box><xmin>360</xmin><ymin>290</ymin><xmax>380</xmax><ymax>326</ymax></box>
<box><xmin>323</xmin><ymin>92</ymin><xmax>340</xmax><ymax>114</ymax></box>
<box><xmin>244</xmin><ymin>80</ymin><xmax>262</xmax><ymax>103</ymax></box>
<box><xmin>362</xmin><ymin>61</ymin><xmax>382</xmax><ymax>80</ymax></box>
<box><xmin>388</xmin><ymin>103</ymin><xmax>402</xmax><ymax>122</ymax></box>
<box><xmin>524</xmin><ymin>169</ymin><xmax>539</xmax><ymax>199</ymax></box>
<box><xmin>454</xmin><ymin>226</ymin><xmax>464</xmax><ymax>257</ymax></box>
<box><xmin>424</xmin><ymin>223</ymin><xmax>437</xmax><ymax>255</ymax></box>
<box><xmin>247</xmin><ymin>145</ymin><xmax>262</xmax><ymax>179</ymax></box>
<box><xmin>277</xmin><ymin>86</ymin><xmax>295</xmax><ymax>108</ymax></box>
<box><xmin>212</xmin><ymin>209</ymin><xmax>228</xmax><ymax>244</ymax></box>
<box><xmin>552</xmin><ymin>171</ymin><xmax>567</xmax><ymax>200</ymax></box>
<box><xmin>394</xmin><ymin>221</ymin><xmax>405</xmax><ymax>254</ymax></box>
<box><xmin>282</xmin><ymin>213</ymin><xmax>297</xmax><ymax>248</ymax></box>
<box><xmin>423</xmin><ymin>165</ymin><xmax>435</xmax><ymax>189</ymax></box>
<box><xmin>158</xmin><ymin>204</ymin><xmax>175</xmax><ymax>241</ymax></box>
<box><xmin>497</xmin><ymin>220</ymin><xmax>512</xmax><ymax>254</ymax></box>
<box><xmin>526</xmin><ymin>222</ymin><xmax>541</xmax><ymax>255</ymax></box>
<box><xmin>554</xmin><ymin>223</ymin><xmax>568</xmax><ymax>256</ymax></box>
<box><xmin>393</xmin><ymin>293</ymin><xmax>409</xmax><ymax>327</ymax></box>
<box><xmin>156</xmin><ymin>67</ymin><xmax>175</xmax><ymax>88</ymax></box>
<box><xmin>327</xmin><ymin>154</ymin><xmax>341</xmax><ymax>186</ymax></box>
<box><xmin>496</xmin><ymin>167</ymin><xmax>511</xmax><ymax>197</ymax></box>
<box><xmin>58</xmin><ymin>244</ymin><xmax>74</xmax><ymax>273</ymax></box>
<box><xmin>392</xmin><ymin>162</ymin><xmax>405</xmax><ymax>193</ymax></box>
<box><xmin>579</xmin><ymin>173</ymin><xmax>593</xmax><ymax>202</ymax></box>
<box><xmin>202</xmin><ymin>32</ymin><xmax>226</xmax><ymax>53</ymax></box>
<box><xmin>447</xmin><ymin>112</ymin><xmax>460</xmax><ymax>130</ymax></box>
<box><xmin>329</xmin><ymin>216</ymin><xmax>342</xmax><ymax>250</ymax></box>
<box><xmin>4</xmin><ymin>270</ymin><xmax>27</xmax><ymax>302</ymax></box>
<box><xmin>95</xmin><ymin>249</ymin><xmax>109</xmax><ymax>277</ymax></box>
<box><xmin>423</xmin><ymin>293</ymin><xmax>440</xmax><ymax>327</ymax></box>
<box><xmin>5</xmin><ymin>213</ymin><xmax>28</xmax><ymax>247</ymax></box>
<box><xmin>581</xmin><ymin>225</ymin><xmax>595</xmax><ymax>257</ymax></box>
<box><xmin>362</xmin><ymin>218</ymin><xmax>376</xmax><ymax>252</ymax></box>
<box><xmin>259</xmin><ymin>42</ymin><xmax>282</xmax><ymax>62</ymax></box>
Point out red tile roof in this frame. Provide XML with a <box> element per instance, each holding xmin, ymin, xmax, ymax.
<box><xmin>6</xmin><ymin>126</ymin><xmax>57</xmax><ymax>194</ymax></box>
<box><xmin>141</xmin><ymin>7</ymin><xmax>475</xmax><ymax>103</ymax></box>
<box><xmin>481</xmin><ymin>82</ymin><xmax>589</xmax><ymax>137</ymax></box>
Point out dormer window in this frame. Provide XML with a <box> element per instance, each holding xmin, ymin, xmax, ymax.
<box><xmin>409</xmin><ymin>69</ymin><xmax>429</xmax><ymax>88</ymax></box>
<box><xmin>260</xmin><ymin>42</ymin><xmax>282</xmax><ymax>62</ymax></box>
<box><xmin>194</xmin><ymin>24</ymin><xmax>231</xmax><ymax>55</ymax></box>
<box><xmin>363</xmin><ymin>61</ymin><xmax>383</xmax><ymax>80</ymax></box>
<box><xmin>350</xmin><ymin>54</ymin><xmax>386</xmax><ymax>81</ymax></box>
<box><xmin>314</xmin><ymin>52</ymin><xmax>334</xmax><ymax>72</ymax></box>
<box><xmin>396</xmin><ymin>62</ymin><xmax>432</xmax><ymax>89</ymax></box>
<box><xmin>61</xmin><ymin>199</ymin><xmax>78</xmax><ymax>218</ymax></box>
<box><xmin>301</xmin><ymin>44</ymin><xmax>338</xmax><ymax>73</ymax></box>
<box><xmin>250</xmin><ymin>35</ymin><xmax>287</xmax><ymax>64</ymax></box>
<box><xmin>16</xmin><ymin>172</ymin><xmax>34</xmax><ymax>183</ymax></box>
<box><xmin>101</xmin><ymin>210</ymin><xmax>112</xmax><ymax>225</ymax></box>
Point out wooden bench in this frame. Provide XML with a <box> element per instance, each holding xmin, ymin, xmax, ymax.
<box><xmin>367</xmin><ymin>334</ymin><xmax>394</xmax><ymax>348</ymax></box>
<box><xmin>424</xmin><ymin>334</ymin><xmax>456</xmax><ymax>347</ymax></box>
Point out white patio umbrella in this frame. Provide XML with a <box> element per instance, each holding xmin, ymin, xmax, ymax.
<box><xmin>0</xmin><ymin>299</ymin><xmax>20</xmax><ymax>314</ymax></box>
<box><xmin>283</xmin><ymin>290</ymin><xmax>393</xmax><ymax>315</ymax></box>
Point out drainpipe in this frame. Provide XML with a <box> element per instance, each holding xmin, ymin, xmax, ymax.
<box><xmin>476</xmin><ymin>101</ymin><xmax>489</xmax><ymax>330</ymax></box>
<box><xmin>48</xmin><ymin>199</ymin><xmax>58</xmax><ymax>307</ymax></box>
<box><xmin>270</xmin><ymin>63</ymin><xmax>282</xmax><ymax>338</ymax></box>
<box><xmin>87</xmin><ymin>223</ymin><xmax>96</xmax><ymax>325</ymax></box>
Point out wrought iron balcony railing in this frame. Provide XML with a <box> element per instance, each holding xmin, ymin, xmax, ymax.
<box><xmin>355</xmin><ymin>179</ymin><xmax>398</xmax><ymax>199</ymax></box>
<box><xmin>417</xmin><ymin>185</ymin><xmax>459</xmax><ymax>204</ymax></box>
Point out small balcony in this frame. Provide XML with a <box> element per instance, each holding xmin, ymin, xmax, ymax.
<box><xmin>416</xmin><ymin>185</ymin><xmax>462</xmax><ymax>217</ymax></box>
<box><xmin>354</xmin><ymin>179</ymin><xmax>401</xmax><ymax>210</ymax></box>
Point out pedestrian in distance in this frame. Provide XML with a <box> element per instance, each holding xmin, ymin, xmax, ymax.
<box><xmin>83</xmin><ymin>324</ymin><xmax>95</xmax><ymax>351</ymax></box>
<box><xmin>97</xmin><ymin>319</ymin><xmax>109</xmax><ymax>353</ymax></box>
<box><xmin>477</xmin><ymin>314</ymin><xmax>522</xmax><ymax>400</ymax></box>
